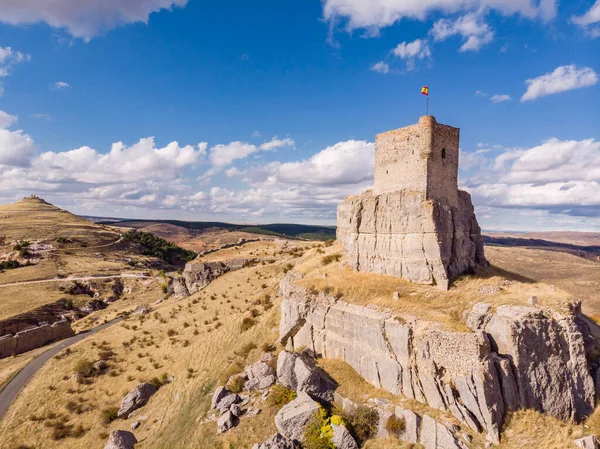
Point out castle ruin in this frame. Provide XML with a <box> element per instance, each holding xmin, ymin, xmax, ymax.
<box><xmin>337</xmin><ymin>116</ymin><xmax>486</xmax><ymax>289</ymax></box>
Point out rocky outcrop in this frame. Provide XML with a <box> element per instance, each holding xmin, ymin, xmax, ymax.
<box><xmin>277</xmin><ymin>351</ymin><xmax>336</xmax><ymax>402</ymax></box>
<box><xmin>245</xmin><ymin>358</ymin><xmax>277</xmax><ymax>391</ymax></box>
<box><xmin>118</xmin><ymin>383</ymin><xmax>158</xmax><ymax>418</ymax></box>
<box><xmin>104</xmin><ymin>430</ymin><xmax>137</xmax><ymax>449</ymax></box>
<box><xmin>331</xmin><ymin>423</ymin><xmax>359</xmax><ymax>449</ymax></box>
<box><xmin>0</xmin><ymin>320</ymin><xmax>74</xmax><ymax>359</ymax></box>
<box><xmin>173</xmin><ymin>259</ymin><xmax>253</xmax><ymax>298</ymax></box>
<box><xmin>252</xmin><ymin>433</ymin><xmax>296</xmax><ymax>449</ymax></box>
<box><xmin>274</xmin><ymin>391</ymin><xmax>320</xmax><ymax>443</ymax></box>
<box><xmin>280</xmin><ymin>273</ymin><xmax>596</xmax><ymax>443</ymax></box>
<box><xmin>575</xmin><ymin>436</ymin><xmax>599</xmax><ymax>449</ymax></box>
<box><xmin>337</xmin><ymin>189</ymin><xmax>486</xmax><ymax>290</ymax></box>
<box><xmin>470</xmin><ymin>302</ymin><xmax>596</xmax><ymax>421</ymax></box>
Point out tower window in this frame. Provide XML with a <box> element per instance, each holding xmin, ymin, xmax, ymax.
<box><xmin>442</xmin><ymin>148</ymin><xmax>447</xmax><ymax>159</ymax></box>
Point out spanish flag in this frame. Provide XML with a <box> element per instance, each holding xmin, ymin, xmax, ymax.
<box><xmin>421</xmin><ymin>85</ymin><xmax>429</xmax><ymax>96</ymax></box>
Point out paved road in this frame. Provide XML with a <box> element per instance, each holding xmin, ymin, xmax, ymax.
<box><xmin>0</xmin><ymin>273</ymin><xmax>150</xmax><ymax>288</ymax></box>
<box><xmin>0</xmin><ymin>318</ymin><xmax>122</xmax><ymax>421</ymax></box>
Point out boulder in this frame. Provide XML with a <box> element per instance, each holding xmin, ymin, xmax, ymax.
<box><xmin>331</xmin><ymin>423</ymin><xmax>359</xmax><ymax>449</ymax></box>
<box><xmin>211</xmin><ymin>386</ymin><xmax>229</xmax><ymax>409</ymax></box>
<box><xmin>395</xmin><ymin>406</ymin><xmax>420</xmax><ymax>443</ymax></box>
<box><xmin>274</xmin><ymin>391</ymin><xmax>320</xmax><ymax>442</ymax></box>
<box><xmin>575</xmin><ymin>436</ymin><xmax>599</xmax><ymax>449</ymax></box>
<box><xmin>252</xmin><ymin>433</ymin><xmax>296</xmax><ymax>449</ymax></box>
<box><xmin>217</xmin><ymin>410</ymin><xmax>238</xmax><ymax>433</ymax></box>
<box><xmin>245</xmin><ymin>360</ymin><xmax>276</xmax><ymax>390</ymax></box>
<box><xmin>104</xmin><ymin>430</ymin><xmax>137</xmax><ymax>449</ymax></box>
<box><xmin>276</xmin><ymin>351</ymin><xmax>336</xmax><ymax>402</ymax></box>
<box><xmin>216</xmin><ymin>393</ymin><xmax>240</xmax><ymax>414</ymax></box>
<box><xmin>230</xmin><ymin>403</ymin><xmax>242</xmax><ymax>417</ymax></box>
<box><xmin>118</xmin><ymin>383</ymin><xmax>158</xmax><ymax>418</ymax></box>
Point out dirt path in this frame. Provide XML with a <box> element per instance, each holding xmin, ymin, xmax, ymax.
<box><xmin>0</xmin><ymin>273</ymin><xmax>150</xmax><ymax>288</ymax></box>
<box><xmin>0</xmin><ymin>318</ymin><xmax>122</xmax><ymax>421</ymax></box>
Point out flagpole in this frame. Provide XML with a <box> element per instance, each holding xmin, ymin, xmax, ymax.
<box><xmin>426</xmin><ymin>95</ymin><xmax>429</xmax><ymax>116</ymax></box>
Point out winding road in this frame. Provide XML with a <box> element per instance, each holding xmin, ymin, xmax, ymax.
<box><xmin>0</xmin><ymin>318</ymin><xmax>122</xmax><ymax>421</ymax></box>
<box><xmin>0</xmin><ymin>273</ymin><xmax>150</xmax><ymax>288</ymax></box>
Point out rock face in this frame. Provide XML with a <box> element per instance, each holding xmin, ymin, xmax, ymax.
<box><xmin>252</xmin><ymin>433</ymin><xmax>296</xmax><ymax>449</ymax></box>
<box><xmin>274</xmin><ymin>391</ymin><xmax>320</xmax><ymax>443</ymax></box>
<box><xmin>331</xmin><ymin>423</ymin><xmax>359</xmax><ymax>449</ymax></box>
<box><xmin>245</xmin><ymin>359</ymin><xmax>277</xmax><ymax>391</ymax></box>
<box><xmin>337</xmin><ymin>189</ymin><xmax>485</xmax><ymax>290</ymax></box>
<box><xmin>104</xmin><ymin>430</ymin><xmax>137</xmax><ymax>449</ymax></box>
<box><xmin>174</xmin><ymin>259</ymin><xmax>252</xmax><ymax>297</ymax></box>
<box><xmin>280</xmin><ymin>273</ymin><xmax>597</xmax><ymax>443</ymax></box>
<box><xmin>276</xmin><ymin>351</ymin><xmax>337</xmax><ymax>402</ymax></box>
<box><xmin>575</xmin><ymin>436</ymin><xmax>599</xmax><ymax>449</ymax></box>
<box><xmin>118</xmin><ymin>383</ymin><xmax>158</xmax><ymax>418</ymax></box>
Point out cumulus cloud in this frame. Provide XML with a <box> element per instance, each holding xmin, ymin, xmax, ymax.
<box><xmin>490</xmin><ymin>94</ymin><xmax>511</xmax><ymax>103</ymax></box>
<box><xmin>392</xmin><ymin>39</ymin><xmax>431</xmax><ymax>70</ymax></box>
<box><xmin>0</xmin><ymin>45</ymin><xmax>30</xmax><ymax>94</ymax></box>
<box><xmin>0</xmin><ymin>110</ymin><xmax>17</xmax><ymax>128</ymax></box>
<box><xmin>0</xmin><ymin>0</ymin><xmax>189</xmax><ymax>40</ymax></box>
<box><xmin>371</xmin><ymin>61</ymin><xmax>389</xmax><ymax>74</ymax></box>
<box><xmin>430</xmin><ymin>13</ymin><xmax>494</xmax><ymax>51</ymax></box>
<box><xmin>572</xmin><ymin>1</ymin><xmax>600</xmax><ymax>37</ymax></box>
<box><xmin>521</xmin><ymin>64</ymin><xmax>598</xmax><ymax>101</ymax></box>
<box><xmin>462</xmin><ymin>138</ymin><xmax>600</xmax><ymax>223</ymax></box>
<box><xmin>53</xmin><ymin>81</ymin><xmax>70</xmax><ymax>89</ymax></box>
<box><xmin>322</xmin><ymin>0</ymin><xmax>555</xmax><ymax>32</ymax></box>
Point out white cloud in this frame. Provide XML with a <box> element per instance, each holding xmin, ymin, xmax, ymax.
<box><xmin>392</xmin><ymin>39</ymin><xmax>431</xmax><ymax>70</ymax></box>
<box><xmin>573</xmin><ymin>1</ymin><xmax>600</xmax><ymax>28</ymax></box>
<box><xmin>0</xmin><ymin>129</ymin><xmax>37</xmax><ymax>167</ymax></box>
<box><xmin>54</xmin><ymin>81</ymin><xmax>70</xmax><ymax>89</ymax></box>
<box><xmin>208</xmin><ymin>137</ymin><xmax>293</xmax><ymax>168</ymax></box>
<box><xmin>490</xmin><ymin>94</ymin><xmax>511</xmax><ymax>103</ymax></box>
<box><xmin>521</xmin><ymin>64</ymin><xmax>598</xmax><ymax>101</ymax></box>
<box><xmin>430</xmin><ymin>13</ymin><xmax>494</xmax><ymax>51</ymax></box>
<box><xmin>0</xmin><ymin>45</ymin><xmax>30</xmax><ymax>94</ymax></box>
<box><xmin>371</xmin><ymin>61</ymin><xmax>389</xmax><ymax>74</ymax></box>
<box><xmin>0</xmin><ymin>0</ymin><xmax>189</xmax><ymax>40</ymax></box>
<box><xmin>322</xmin><ymin>0</ymin><xmax>554</xmax><ymax>32</ymax></box>
<box><xmin>462</xmin><ymin>138</ymin><xmax>600</xmax><ymax>225</ymax></box>
<box><xmin>0</xmin><ymin>110</ymin><xmax>17</xmax><ymax>128</ymax></box>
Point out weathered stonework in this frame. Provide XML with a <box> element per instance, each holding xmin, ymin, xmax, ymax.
<box><xmin>338</xmin><ymin>116</ymin><xmax>485</xmax><ymax>289</ymax></box>
<box><xmin>0</xmin><ymin>320</ymin><xmax>74</xmax><ymax>359</ymax></box>
<box><xmin>279</xmin><ymin>273</ymin><xmax>596</xmax><ymax>443</ymax></box>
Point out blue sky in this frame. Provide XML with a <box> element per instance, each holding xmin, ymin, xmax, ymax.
<box><xmin>0</xmin><ymin>0</ymin><xmax>598</xmax><ymax>231</ymax></box>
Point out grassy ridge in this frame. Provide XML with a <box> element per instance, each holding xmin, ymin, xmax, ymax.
<box><xmin>103</xmin><ymin>219</ymin><xmax>337</xmax><ymax>241</ymax></box>
<box><xmin>122</xmin><ymin>230</ymin><xmax>197</xmax><ymax>265</ymax></box>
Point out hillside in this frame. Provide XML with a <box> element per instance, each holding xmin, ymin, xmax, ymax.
<box><xmin>0</xmin><ymin>234</ymin><xmax>599</xmax><ymax>448</ymax></box>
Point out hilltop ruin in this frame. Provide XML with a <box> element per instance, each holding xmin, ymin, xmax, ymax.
<box><xmin>337</xmin><ymin>115</ymin><xmax>486</xmax><ymax>289</ymax></box>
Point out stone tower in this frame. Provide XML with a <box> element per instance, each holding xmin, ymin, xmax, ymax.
<box><xmin>337</xmin><ymin>116</ymin><xmax>486</xmax><ymax>290</ymax></box>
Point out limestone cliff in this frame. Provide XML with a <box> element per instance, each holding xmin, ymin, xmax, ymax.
<box><xmin>279</xmin><ymin>272</ymin><xmax>596</xmax><ymax>443</ymax></box>
<box><xmin>337</xmin><ymin>189</ymin><xmax>486</xmax><ymax>289</ymax></box>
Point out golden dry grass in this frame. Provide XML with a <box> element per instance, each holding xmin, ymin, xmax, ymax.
<box><xmin>0</xmin><ymin>244</ymin><xmax>307</xmax><ymax>449</ymax></box>
<box><xmin>294</xmin><ymin>243</ymin><xmax>572</xmax><ymax>332</ymax></box>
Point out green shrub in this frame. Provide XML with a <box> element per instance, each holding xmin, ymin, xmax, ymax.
<box><xmin>74</xmin><ymin>359</ymin><xmax>94</xmax><ymax>377</ymax></box>
<box><xmin>321</xmin><ymin>253</ymin><xmax>342</xmax><ymax>266</ymax></box>
<box><xmin>122</xmin><ymin>230</ymin><xmax>196</xmax><ymax>265</ymax></box>
<box><xmin>385</xmin><ymin>414</ymin><xmax>406</xmax><ymax>435</ymax></box>
<box><xmin>228</xmin><ymin>376</ymin><xmax>246</xmax><ymax>394</ymax></box>
<box><xmin>344</xmin><ymin>405</ymin><xmax>379</xmax><ymax>445</ymax></box>
<box><xmin>101</xmin><ymin>406</ymin><xmax>119</xmax><ymax>424</ymax></box>
<box><xmin>303</xmin><ymin>409</ymin><xmax>335</xmax><ymax>449</ymax></box>
<box><xmin>268</xmin><ymin>385</ymin><xmax>297</xmax><ymax>408</ymax></box>
<box><xmin>0</xmin><ymin>260</ymin><xmax>20</xmax><ymax>270</ymax></box>
<box><xmin>240</xmin><ymin>317</ymin><xmax>257</xmax><ymax>332</ymax></box>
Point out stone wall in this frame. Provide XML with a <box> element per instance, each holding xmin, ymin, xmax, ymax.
<box><xmin>426</xmin><ymin>119</ymin><xmax>460</xmax><ymax>207</ymax></box>
<box><xmin>374</xmin><ymin>123</ymin><xmax>428</xmax><ymax>196</ymax></box>
<box><xmin>279</xmin><ymin>272</ymin><xmax>596</xmax><ymax>443</ymax></box>
<box><xmin>0</xmin><ymin>320</ymin><xmax>74</xmax><ymax>359</ymax></box>
<box><xmin>336</xmin><ymin>189</ymin><xmax>485</xmax><ymax>289</ymax></box>
<box><xmin>373</xmin><ymin>116</ymin><xmax>460</xmax><ymax>207</ymax></box>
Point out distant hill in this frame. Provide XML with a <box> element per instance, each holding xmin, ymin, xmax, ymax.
<box><xmin>98</xmin><ymin>218</ymin><xmax>337</xmax><ymax>241</ymax></box>
<box><xmin>483</xmin><ymin>233</ymin><xmax>600</xmax><ymax>263</ymax></box>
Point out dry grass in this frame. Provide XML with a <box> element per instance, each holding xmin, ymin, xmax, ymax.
<box><xmin>0</xmin><ymin>242</ymin><xmax>307</xmax><ymax>449</ymax></box>
<box><xmin>294</xmin><ymin>243</ymin><xmax>572</xmax><ymax>332</ymax></box>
